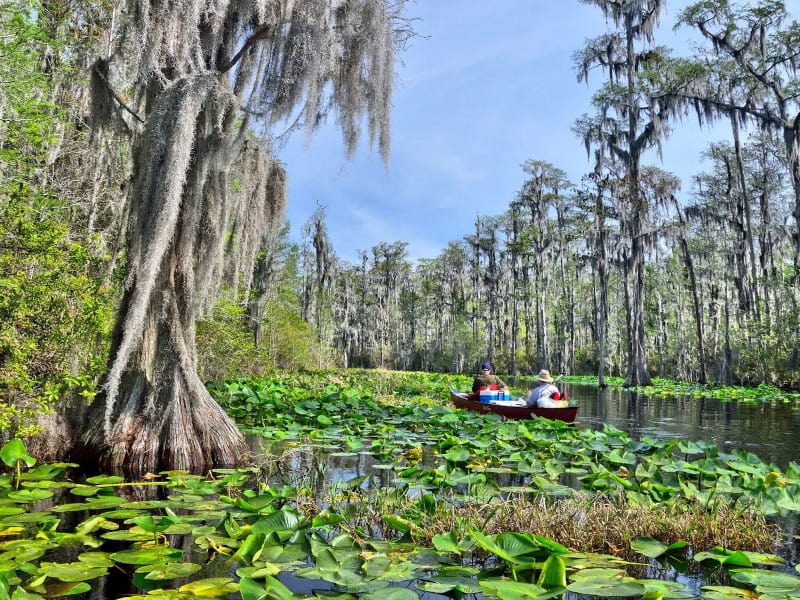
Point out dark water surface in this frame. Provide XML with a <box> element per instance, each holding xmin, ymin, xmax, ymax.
<box><xmin>566</xmin><ymin>383</ymin><xmax>800</xmax><ymax>470</ymax></box>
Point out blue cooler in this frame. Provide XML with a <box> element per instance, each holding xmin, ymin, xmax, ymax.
<box><xmin>478</xmin><ymin>388</ymin><xmax>499</xmax><ymax>403</ymax></box>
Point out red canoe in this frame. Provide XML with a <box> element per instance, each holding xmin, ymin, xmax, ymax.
<box><xmin>449</xmin><ymin>390</ymin><xmax>579</xmax><ymax>422</ymax></box>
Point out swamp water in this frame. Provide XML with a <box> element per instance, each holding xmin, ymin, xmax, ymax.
<box><xmin>567</xmin><ymin>384</ymin><xmax>800</xmax><ymax>470</ymax></box>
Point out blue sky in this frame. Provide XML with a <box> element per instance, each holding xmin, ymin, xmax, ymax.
<box><xmin>278</xmin><ymin>1</ymin><xmax>729</xmax><ymax>263</ymax></box>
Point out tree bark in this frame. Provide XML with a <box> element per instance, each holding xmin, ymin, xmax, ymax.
<box><xmin>76</xmin><ymin>279</ymin><xmax>248</xmax><ymax>476</ymax></box>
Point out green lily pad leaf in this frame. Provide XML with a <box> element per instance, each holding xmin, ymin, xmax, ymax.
<box><xmin>69</xmin><ymin>485</ymin><xmax>101</xmax><ymax>497</ymax></box>
<box><xmin>471</xmin><ymin>530</ymin><xmax>542</xmax><ymax>563</ymax></box>
<box><xmin>100</xmin><ymin>529</ymin><xmax>152</xmax><ymax>542</ymax></box>
<box><xmin>38</xmin><ymin>581</ymin><xmax>91</xmax><ymax>596</ymax></box>
<box><xmin>77</xmin><ymin>552</ymin><xmax>115</xmax><ymax>568</ymax></box>
<box><xmin>479</xmin><ymin>578</ymin><xmax>549</xmax><ymax>600</ymax></box>
<box><xmin>631</xmin><ymin>537</ymin><xmax>688</xmax><ymax>559</ymax></box>
<box><xmin>7</xmin><ymin>489</ymin><xmax>53</xmax><ymax>503</ymax></box>
<box><xmin>317</xmin><ymin>415</ymin><xmax>333</xmax><ymax>426</ymax></box>
<box><xmin>85</xmin><ymin>496</ymin><xmax>127</xmax><ymax>510</ymax></box>
<box><xmin>443</xmin><ymin>448</ymin><xmax>471</xmax><ymax>463</ymax></box>
<box><xmin>699</xmin><ymin>585</ymin><xmax>756</xmax><ymax>599</ymax></box>
<box><xmin>85</xmin><ymin>475</ymin><xmax>126</xmax><ymax>485</ymax></box>
<box><xmin>0</xmin><ymin>506</ymin><xmax>24</xmax><ymax>517</ymax></box>
<box><xmin>730</xmin><ymin>568</ymin><xmax>800</xmax><ymax>589</ymax></box>
<box><xmin>360</xmin><ymin>588</ymin><xmax>418</xmax><ymax>600</ymax></box>
<box><xmin>178</xmin><ymin>577</ymin><xmax>239</xmax><ymax>596</ymax></box>
<box><xmin>312</xmin><ymin>508</ymin><xmax>345</xmax><ymax>527</ymax></box>
<box><xmin>110</xmin><ymin>546</ymin><xmax>183</xmax><ymax>565</ymax></box>
<box><xmin>235</xmin><ymin>564</ymin><xmax>282</xmax><ymax>580</ymax></box>
<box><xmin>734</xmin><ymin>551</ymin><xmax>785</xmax><ymax>566</ymax></box>
<box><xmin>638</xmin><ymin>579</ymin><xmax>692</xmax><ymax>599</ymax></box>
<box><xmin>530</xmin><ymin>477</ymin><xmax>574</xmax><ymax>497</ymax></box>
<box><xmin>382</xmin><ymin>515</ymin><xmax>413</xmax><ymax>534</ymax></box>
<box><xmin>75</xmin><ymin>515</ymin><xmax>119</xmax><ymax>536</ymax></box>
<box><xmin>567</xmin><ymin>578</ymin><xmax>646</xmax><ymax>597</ymax></box>
<box><xmin>0</xmin><ymin>541</ymin><xmax>50</xmax><ymax>563</ymax></box>
<box><xmin>694</xmin><ymin>548</ymin><xmax>752</xmax><ymax>567</ymax></box>
<box><xmin>99</xmin><ymin>509</ymin><xmax>148</xmax><ymax>520</ymax></box>
<box><xmin>37</xmin><ymin>561</ymin><xmax>108</xmax><ymax>582</ymax></box>
<box><xmin>136</xmin><ymin>561</ymin><xmax>203</xmax><ymax>580</ymax></box>
<box><xmin>420</xmin><ymin>575</ymin><xmax>482</xmax><ymax>594</ymax></box>
<box><xmin>0</xmin><ymin>525</ymin><xmax>25</xmax><ymax>538</ymax></box>
<box><xmin>131</xmin><ymin>515</ymin><xmax>176</xmax><ymax>533</ymax></box>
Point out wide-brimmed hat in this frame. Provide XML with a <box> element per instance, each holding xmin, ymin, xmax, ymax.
<box><xmin>536</xmin><ymin>369</ymin><xmax>554</xmax><ymax>383</ymax></box>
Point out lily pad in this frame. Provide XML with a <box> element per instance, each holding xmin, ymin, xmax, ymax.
<box><xmin>178</xmin><ymin>577</ymin><xmax>239</xmax><ymax>596</ymax></box>
<box><xmin>479</xmin><ymin>578</ymin><xmax>550</xmax><ymax>600</ymax></box>
<box><xmin>37</xmin><ymin>561</ymin><xmax>108</xmax><ymax>582</ymax></box>
<box><xmin>110</xmin><ymin>546</ymin><xmax>183</xmax><ymax>565</ymax></box>
<box><xmin>361</xmin><ymin>589</ymin><xmax>418</xmax><ymax>600</ymax></box>
<box><xmin>136</xmin><ymin>561</ymin><xmax>203</xmax><ymax>580</ymax></box>
<box><xmin>631</xmin><ymin>537</ymin><xmax>688</xmax><ymax>558</ymax></box>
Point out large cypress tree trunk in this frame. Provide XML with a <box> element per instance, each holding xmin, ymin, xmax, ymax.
<box><xmin>78</xmin><ymin>278</ymin><xmax>247</xmax><ymax>475</ymax></box>
<box><xmin>74</xmin><ymin>76</ymin><xmax>250</xmax><ymax>475</ymax></box>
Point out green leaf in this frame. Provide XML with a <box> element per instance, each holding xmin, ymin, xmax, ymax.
<box><xmin>251</xmin><ymin>509</ymin><xmax>307</xmax><ymax>534</ymax></box>
<box><xmin>630</xmin><ymin>537</ymin><xmax>688</xmax><ymax>558</ymax></box>
<box><xmin>443</xmin><ymin>448</ymin><xmax>471</xmax><ymax>462</ymax></box>
<box><xmin>37</xmin><ymin>561</ymin><xmax>108</xmax><ymax>582</ymax></box>
<box><xmin>240</xmin><ymin>575</ymin><xmax>295</xmax><ymax>600</ymax></box>
<box><xmin>360</xmin><ymin>589</ymin><xmax>418</xmax><ymax>600</ymax></box>
<box><xmin>479</xmin><ymin>578</ymin><xmax>549</xmax><ymax>600</ymax></box>
<box><xmin>471</xmin><ymin>530</ymin><xmax>542</xmax><ymax>563</ymax></box>
<box><xmin>178</xmin><ymin>577</ymin><xmax>239</xmax><ymax>596</ymax></box>
<box><xmin>0</xmin><ymin>439</ymin><xmax>35</xmax><ymax>468</ymax></box>
<box><xmin>431</xmin><ymin>532</ymin><xmax>461</xmax><ymax>554</ymax></box>
<box><xmin>537</xmin><ymin>554</ymin><xmax>566</xmax><ymax>589</ymax></box>
<box><xmin>7</xmin><ymin>489</ymin><xmax>52</xmax><ymax>503</ymax></box>
<box><xmin>136</xmin><ymin>562</ymin><xmax>202</xmax><ymax>581</ymax></box>
<box><xmin>730</xmin><ymin>568</ymin><xmax>800</xmax><ymax>590</ymax></box>
<box><xmin>110</xmin><ymin>546</ymin><xmax>183</xmax><ymax>565</ymax></box>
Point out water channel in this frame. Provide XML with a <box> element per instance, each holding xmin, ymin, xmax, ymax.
<box><xmin>565</xmin><ymin>383</ymin><xmax>800</xmax><ymax>470</ymax></box>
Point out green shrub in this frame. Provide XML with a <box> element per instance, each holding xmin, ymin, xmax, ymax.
<box><xmin>197</xmin><ymin>295</ymin><xmax>335</xmax><ymax>381</ymax></box>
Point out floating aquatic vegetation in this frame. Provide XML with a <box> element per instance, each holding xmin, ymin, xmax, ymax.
<box><xmin>0</xmin><ymin>370</ymin><xmax>797</xmax><ymax>598</ymax></box>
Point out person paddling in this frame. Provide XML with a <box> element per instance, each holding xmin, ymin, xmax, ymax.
<box><xmin>525</xmin><ymin>369</ymin><xmax>562</xmax><ymax>407</ymax></box>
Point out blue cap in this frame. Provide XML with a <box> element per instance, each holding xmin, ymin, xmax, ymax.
<box><xmin>481</xmin><ymin>362</ymin><xmax>492</xmax><ymax>371</ymax></box>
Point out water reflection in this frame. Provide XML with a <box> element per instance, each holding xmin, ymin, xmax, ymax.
<box><xmin>570</xmin><ymin>384</ymin><xmax>800</xmax><ymax>470</ymax></box>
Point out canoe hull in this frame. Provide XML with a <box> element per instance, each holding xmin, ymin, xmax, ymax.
<box><xmin>450</xmin><ymin>391</ymin><xmax>578</xmax><ymax>422</ymax></box>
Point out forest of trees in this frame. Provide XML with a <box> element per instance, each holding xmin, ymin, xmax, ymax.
<box><xmin>294</xmin><ymin>1</ymin><xmax>800</xmax><ymax>388</ymax></box>
<box><xmin>1</xmin><ymin>1</ymin><xmax>799</xmax><ymax>468</ymax></box>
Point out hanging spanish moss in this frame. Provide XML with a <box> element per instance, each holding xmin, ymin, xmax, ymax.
<box><xmin>75</xmin><ymin>0</ymin><xmax>409</xmax><ymax>475</ymax></box>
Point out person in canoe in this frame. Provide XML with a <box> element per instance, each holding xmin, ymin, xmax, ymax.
<box><xmin>470</xmin><ymin>361</ymin><xmax>508</xmax><ymax>402</ymax></box>
<box><xmin>526</xmin><ymin>369</ymin><xmax>566</xmax><ymax>407</ymax></box>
